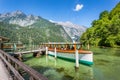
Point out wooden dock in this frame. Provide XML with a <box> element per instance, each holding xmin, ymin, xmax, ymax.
<box><xmin>0</xmin><ymin>59</ymin><xmax>12</xmax><ymax>80</ymax></box>
<box><xmin>15</xmin><ymin>48</ymin><xmax>45</xmax><ymax>54</ymax></box>
<box><xmin>0</xmin><ymin>49</ymin><xmax>48</xmax><ymax>80</ymax></box>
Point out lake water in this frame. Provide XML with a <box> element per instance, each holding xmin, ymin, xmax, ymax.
<box><xmin>23</xmin><ymin>47</ymin><xmax>120</xmax><ymax>80</ymax></box>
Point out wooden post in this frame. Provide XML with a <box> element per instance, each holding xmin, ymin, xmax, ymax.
<box><xmin>15</xmin><ymin>63</ymin><xmax>19</xmax><ymax>71</ymax></box>
<box><xmin>50</xmin><ymin>44</ymin><xmax>51</xmax><ymax>48</ymax></box>
<box><xmin>1</xmin><ymin>43</ymin><xmax>3</xmax><ymax>50</ymax></box>
<box><xmin>33</xmin><ymin>52</ymin><xmax>41</xmax><ymax>57</ymax></box>
<box><xmin>75</xmin><ymin>50</ymin><xmax>79</xmax><ymax>69</ymax></box>
<box><xmin>58</xmin><ymin>44</ymin><xmax>60</xmax><ymax>49</ymax></box>
<box><xmin>74</xmin><ymin>43</ymin><xmax>76</xmax><ymax>50</ymax></box>
<box><xmin>29</xmin><ymin>76</ymin><xmax>34</xmax><ymax>80</ymax></box>
<box><xmin>18</xmin><ymin>53</ymin><xmax>22</xmax><ymax>61</ymax></box>
<box><xmin>54</xmin><ymin>47</ymin><xmax>57</xmax><ymax>58</ymax></box>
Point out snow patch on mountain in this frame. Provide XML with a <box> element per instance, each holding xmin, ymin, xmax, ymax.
<box><xmin>0</xmin><ymin>10</ymin><xmax>40</xmax><ymax>26</ymax></box>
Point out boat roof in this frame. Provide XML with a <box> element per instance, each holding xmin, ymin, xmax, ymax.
<box><xmin>42</xmin><ymin>42</ymin><xmax>82</xmax><ymax>45</ymax></box>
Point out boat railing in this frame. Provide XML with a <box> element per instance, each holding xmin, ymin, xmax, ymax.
<box><xmin>40</xmin><ymin>42</ymin><xmax>82</xmax><ymax>51</ymax></box>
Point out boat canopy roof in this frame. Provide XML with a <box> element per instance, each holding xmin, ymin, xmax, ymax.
<box><xmin>41</xmin><ymin>42</ymin><xmax>82</xmax><ymax>45</ymax></box>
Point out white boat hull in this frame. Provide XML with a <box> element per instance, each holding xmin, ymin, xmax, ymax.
<box><xmin>48</xmin><ymin>51</ymin><xmax>93</xmax><ymax>66</ymax></box>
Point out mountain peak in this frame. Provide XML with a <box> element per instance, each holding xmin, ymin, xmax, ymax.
<box><xmin>57</xmin><ymin>21</ymin><xmax>84</xmax><ymax>29</ymax></box>
<box><xmin>12</xmin><ymin>10</ymin><xmax>23</xmax><ymax>14</ymax></box>
<box><xmin>0</xmin><ymin>10</ymin><xmax>41</xmax><ymax>26</ymax></box>
<box><xmin>11</xmin><ymin>10</ymin><xmax>26</xmax><ymax>17</ymax></box>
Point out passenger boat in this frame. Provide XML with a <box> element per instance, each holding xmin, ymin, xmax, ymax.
<box><xmin>41</xmin><ymin>42</ymin><xmax>93</xmax><ymax>66</ymax></box>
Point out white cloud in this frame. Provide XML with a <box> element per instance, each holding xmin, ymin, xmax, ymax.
<box><xmin>74</xmin><ymin>4</ymin><xmax>83</xmax><ymax>11</ymax></box>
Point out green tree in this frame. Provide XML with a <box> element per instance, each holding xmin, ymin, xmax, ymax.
<box><xmin>80</xmin><ymin>2</ymin><xmax>120</xmax><ymax>47</ymax></box>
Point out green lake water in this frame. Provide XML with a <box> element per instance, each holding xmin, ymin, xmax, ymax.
<box><xmin>23</xmin><ymin>47</ymin><xmax>120</xmax><ymax>80</ymax></box>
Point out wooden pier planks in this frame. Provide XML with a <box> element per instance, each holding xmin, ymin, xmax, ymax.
<box><xmin>0</xmin><ymin>59</ymin><xmax>12</xmax><ymax>80</ymax></box>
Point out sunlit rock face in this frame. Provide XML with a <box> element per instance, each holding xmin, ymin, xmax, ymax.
<box><xmin>55</xmin><ymin>21</ymin><xmax>87</xmax><ymax>41</ymax></box>
<box><xmin>0</xmin><ymin>10</ymin><xmax>41</xmax><ymax>26</ymax></box>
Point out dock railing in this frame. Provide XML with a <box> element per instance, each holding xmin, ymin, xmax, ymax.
<box><xmin>0</xmin><ymin>49</ymin><xmax>48</xmax><ymax>80</ymax></box>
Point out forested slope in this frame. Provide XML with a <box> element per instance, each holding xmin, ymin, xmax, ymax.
<box><xmin>0</xmin><ymin>21</ymin><xmax>72</xmax><ymax>44</ymax></box>
<box><xmin>80</xmin><ymin>2</ymin><xmax>120</xmax><ymax>47</ymax></box>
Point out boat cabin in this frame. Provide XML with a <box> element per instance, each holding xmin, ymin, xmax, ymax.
<box><xmin>39</xmin><ymin>42</ymin><xmax>93</xmax><ymax>54</ymax></box>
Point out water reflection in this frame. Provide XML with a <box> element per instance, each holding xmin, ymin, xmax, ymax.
<box><xmin>46</xmin><ymin>55</ymin><xmax>57</xmax><ymax>67</ymax></box>
<box><xmin>43</xmin><ymin>69</ymin><xmax>63</xmax><ymax>80</ymax></box>
<box><xmin>45</xmin><ymin>55</ymin><xmax>48</xmax><ymax>64</ymax></box>
<box><xmin>45</xmin><ymin>54</ymin><xmax>94</xmax><ymax>80</ymax></box>
<box><xmin>23</xmin><ymin>47</ymin><xmax>120</xmax><ymax>80</ymax></box>
<box><xmin>76</xmin><ymin>65</ymin><xmax>94</xmax><ymax>80</ymax></box>
<box><xmin>73</xmin><ymin>71</ymin><xmax>80</xmax><ymax>80</ymax></box>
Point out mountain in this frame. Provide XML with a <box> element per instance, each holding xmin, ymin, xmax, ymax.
<box><xmin>0</xmin><ymin>10</ymin><xmax>40</xmax><ymax>26</ymax></box>
<box><xmin>0</xmin><ymin>11</ymin><xmax>72</xmax><ymax>44</ymax></box>
<box><xmin>50</xmin><ymin>21</ymin><xmax>87</xmax><ymax>41</ymax></box>
<box><xmin>80</xmin><ymin>2</ymin><xmax>120</xmax><ymax>47</ymax></box>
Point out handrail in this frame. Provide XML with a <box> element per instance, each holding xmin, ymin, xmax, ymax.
<box><xmin>0</xmin><ymin>49</ymin><xmax>48</xmax><ymax>80</ymax></box>
<box><xmin>0</xmin><ymin>53</ymin><xmax>24</xmax><ymax>80</ymax></box>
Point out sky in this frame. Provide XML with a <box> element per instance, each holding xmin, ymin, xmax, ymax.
<box><xmin>0</xmin><ymin>0</ymin><xmax>119</xmax><ymax>27</ymax></box>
